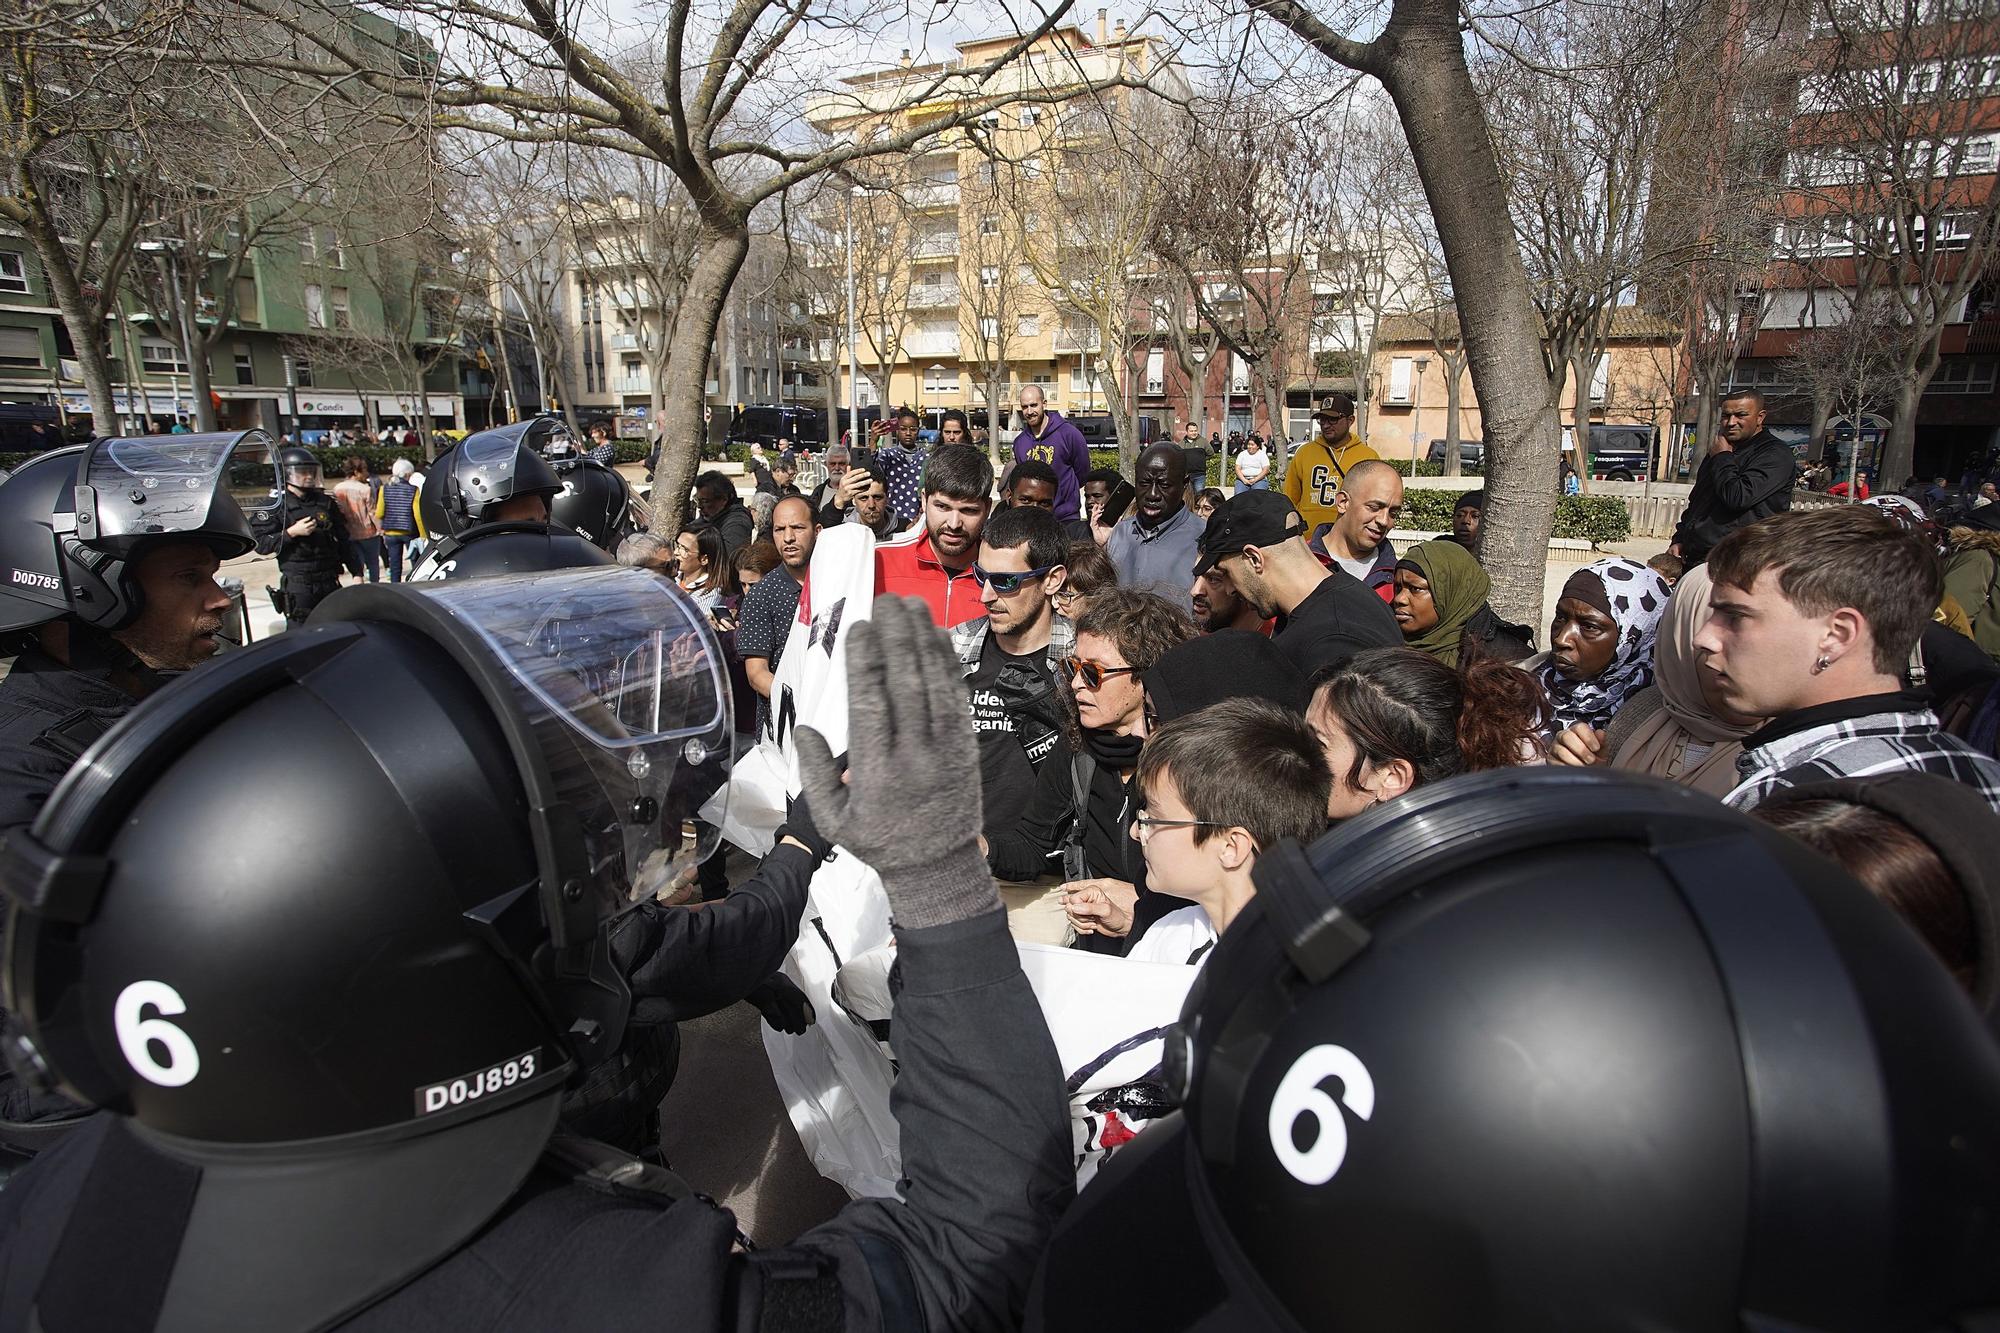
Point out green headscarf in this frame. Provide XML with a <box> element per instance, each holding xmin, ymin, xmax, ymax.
<box><xmin>1399</xmin><ymin>539</ymin><xmax>1490</xmax><ymax>667</ymax></box>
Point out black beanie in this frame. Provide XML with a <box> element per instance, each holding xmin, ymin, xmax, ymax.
<box><xmin>1142</xmin><ymin>631</ymin><xmax>1309</xmax><ymax>725</ymax></box>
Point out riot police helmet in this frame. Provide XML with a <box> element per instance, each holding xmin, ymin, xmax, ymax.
<box><xmin>407</xmin><ymin>519</ymin><xmax>616</xmax><ymax>582</ymax></box>
<box><xmin>1</xmin><ymin>566</ymin><xmax>733</xmax><ymax>1328</ymax></box>
<box><xmin>419</xmin><ymin>419</ymin><xmax>565</xmax><ymax>539</ymax></box>
<box><xmin>279</xmin><ymin>444</ymin><xmax>324</xmax><ymax>493</ymax></box>
<box><xmin>546</xmin><ymin>456</ymin><xmax>635</xmax><ymax>552</ymax></box>
<box><xmin>0</xmin><ymin>432</ymin><xmax>274</xmax><ymax>636</ymax></box>
<box><xmin>1029</xmin><ymin>768</ymin><xmax>2000</xmax><ymax>1333</ymax></box>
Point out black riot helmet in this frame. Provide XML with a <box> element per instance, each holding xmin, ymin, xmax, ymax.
<box><xmin>0</xmin><ymin>432</ymin><xmax>273</xmax><ymax>636</ymax></box>
<box><xmin>546</xmin><ymin>456</ymin><xmax>635</xmax><ymax>552</ymax></box>
<box><xmin>1029</xmin><ymin>769</ymin><xmax>2000</xmax><ymax>1333</ymax></box>
<box><xmin>419</xmin><ymin>419</ymin><xmax>565</xmax><ymax>539</ymax></box>
<box><xmin>279</xmin><ymin>444</ymin><xmax>324</xmax><ymax>493</ymax></box>
<box><xmin>0</xmin><ymin>566</ymin><xmax>732</xmax><ymax>1328</ymax></box>
<box><xmin>408</xmin><ymin>519</ymin><xmax>617</xmax><ymax>582</ymax></box>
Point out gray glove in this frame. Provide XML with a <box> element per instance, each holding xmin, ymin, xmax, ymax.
<box><xmin>796</xmin><ymin>595</ymin><xmax>994</xmax><ymax>929</ymax></box>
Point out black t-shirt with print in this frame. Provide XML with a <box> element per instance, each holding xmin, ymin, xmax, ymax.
<box><xmin>967</xmin><ymin>634</ymin><xmax>1067</xmax><ymax>843</ymax></box>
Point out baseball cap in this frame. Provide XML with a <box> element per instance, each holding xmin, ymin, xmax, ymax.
<box><xmin>1193</xmin><ymin>490</ymin><xmax>1305</xmax><ymax>576</ymax></box>
<box><xmin>1312</xmin><ymin>393</ymin><xmax>1355</xmax><ymax>420</ymax></box>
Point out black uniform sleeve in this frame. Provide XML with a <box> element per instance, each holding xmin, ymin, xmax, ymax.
<box><xmin>770</xmin><ymin>908</ymin><xmax>1073</xmax><ymax>1333</ymax></box>
<box><xmin>605</xmin><ymin>842</ymin><xmax>816</xmax><ymax>1014</ymax></box>
<box><xmin>249</xmin><ymin>505</ymin><xmax>284</xmax><ymax>558</ymax></box>
<box><xmin>984</xmin><ymin>753</ymin><xmax>1070</xmax><ymax>882</ymax></box>
<box><xmin>1707</xmin><ymin>442</ymin><xmax>1796</xmax><ymax>515</ymax></box>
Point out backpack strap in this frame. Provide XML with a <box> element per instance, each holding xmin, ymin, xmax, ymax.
<box><xmin>1062</xmin><ymin>750</ymin><xmax>1096</xmax><ymax>881</ymax></box>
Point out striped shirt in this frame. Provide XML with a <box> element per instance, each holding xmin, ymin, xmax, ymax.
<box><xmin>1723</xmin><ymin>693</ymin><xmax>2000</xmax><ymax>811</ymax></box>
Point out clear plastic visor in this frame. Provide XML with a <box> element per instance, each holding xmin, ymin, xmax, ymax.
<box><xmin>83</xmin><ymin>432</ymin><xmax>279</xmax><ymax>545</ymax></box>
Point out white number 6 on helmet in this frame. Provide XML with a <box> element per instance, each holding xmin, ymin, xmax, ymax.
<box><xmin>114</xmin><ymin>980</ymin><xmax>201</xmax><ymax>1088</ymax></box>
<box><xmin>1268</xmin><ymin>1044</ymin><xmax>1374</xmax><ymax>1186</ymax></box>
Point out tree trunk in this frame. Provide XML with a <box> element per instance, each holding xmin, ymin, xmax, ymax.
<box><xmin>1261</xmin><ymin>373</ymin><xmax>1285</xmax><ymax>462</ymax></box>
<box><xmin>987</xmin><ymin>371</ymin><xmax>1005</xmax><ymax>471</ymax></box>
<box><xmin>1184</xmin><ymin>354</ymin><xmax>1206</xmax><ymax>435</ymax></box>
<box><xmin>491</xmin><ymin>313</ymin><xmax>518</xmax><ymax>424</ymax></box>
<box><xmin>1568</xmin><ymin>346</ymin><xmax>1594</xmax><ymax>496</ymax></box>
<box><xmin>186</xmin><ymin>341</ymin><xmax>217</xmax><ymax>432</ymax></box>
<box><xmin>1807</xmin><ymin>386</ymin><xmax>1833</xmax><ymax>462</ymax></box>
<box><xmin>1442</xmin><ymin>353</ymin><xmax>1464</xmax><ymax>477</ymax></box>
<box><xmin>651</xmin><ymin>220</ymin><xmax>751</xmax><ymax>538</ymax></box>
<box><xmin>1691</xmin><ymin>393</ymin><xmax>1715</xmax><ymax>478</ymax></box>
<box><xmin>1375</xmin><ymin>6</ymin><xmax>1562</xmax><ymax>623</ymax></box>
<box><xmin>1884</xmin><ymin>377</ymin><xmax>1924</xmax><ymax>494</ymax></box>
<box><xmin>22</xmin><ymin>216</ymin><xmax>118</xmax><ymax>428</ymax></box>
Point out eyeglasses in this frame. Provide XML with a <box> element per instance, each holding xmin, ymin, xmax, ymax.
<box><xmin>972</xmin><ymin>562</ymin><xmax>1056</xmax><ymax>593</ymax></box>
<box><xmin>1063</xmin><ymin>656</ymin><xmax>1138</xmax><ymax>690</ymax></box>
<box><xmin>1132</xmin><ymin>811</ymin><xmax>1227</xmax><ymax>841</ymax></box>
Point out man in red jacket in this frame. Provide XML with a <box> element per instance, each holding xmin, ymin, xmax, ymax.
<box><xmin>877</xmin><ymin>444</ymin><xmax>993</xmax><ymax>627</ymax></box>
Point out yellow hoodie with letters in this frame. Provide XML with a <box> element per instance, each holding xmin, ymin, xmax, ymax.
<box><xmin>1281</xmin><ymin>430</ymin><xmax>1382</xmax><ymax>535</ymax></box>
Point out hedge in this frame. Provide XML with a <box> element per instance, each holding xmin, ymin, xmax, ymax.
<box><xmin>1399</xmin><ymin>489</ymin><xmax>1631</xmax><ymax>544</ymax></box>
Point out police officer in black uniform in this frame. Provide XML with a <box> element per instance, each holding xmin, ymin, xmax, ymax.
<box><xmin>0</xmin><ymin>430</ymin><xmax>273</xmax><ymax>1143</ymax></box>
<box><xmin>417</xmin><ymin>418</ymin><xmax>566</xmax><ymax>542</ymax></box>
<box><xmin>1027</xmin><ymin>769</ymin><xmax>2000</xmax><ymax>1331</ymax></box>
<box><xmin>252</xmin><ymin>446</ymin><xmax>346</xmax><ymax>628</ymax></box>
<box><xmin>0</xmin><ymin>578</ymin><xmax>1069</xmax><ymax>1331</ymax></box>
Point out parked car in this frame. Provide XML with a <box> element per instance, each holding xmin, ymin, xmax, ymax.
<box><xmin>1064</xmin><ymin>413</ymin><xmax>1159</xmax><ymax>450</ymax></box>
<box><xmin>1427</xmin><ymin>425</ymin><xmax>1657</xmax><ymax>481</ymax></box>
<box><xmin>1425</xmin><ymin>438</ymin><xmax>1487</xmax><ymax>472</ymax></box>
<box><xmin>729</xmin><ymin>404</ymin><xmax>828</xmax><ymax>451</ymax></box>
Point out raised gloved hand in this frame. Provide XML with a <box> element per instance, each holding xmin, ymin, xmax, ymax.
<box><xmin>796</xmin><ymin>596</ymin><xmax>993</xmax><ymax>930</ymax></box>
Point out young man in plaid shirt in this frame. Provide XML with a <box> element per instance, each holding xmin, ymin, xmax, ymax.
<box><xmin>1695</xmin><ymin>506</ymin><xmax>2000</xmax><ymax>811</ymax></box>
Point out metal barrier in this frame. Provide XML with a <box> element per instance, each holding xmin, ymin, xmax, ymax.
<box><xmin>216</xmin><ymin>576</ymin><xmax>252</xmax><ymax>647</ymax></box>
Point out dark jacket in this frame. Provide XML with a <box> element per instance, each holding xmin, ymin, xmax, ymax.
<box><xmin>0</xmin><ymin>647</ymin><xmax>136</xmax><ymax>838</ymax></box>
<box><xmin>710</xmin><ymin>499</ymin><xmax>755</xmax><ymax>558</ymax></box>
<box><xmin>1672</xmin><ymin>430</ymin><xmax>1796</xmax><ymax>563</ymax></box>
<box><xmin>1463</xmin><ymin>604</ymin><xmax>1537</xmax><ymax>664</ymax></box>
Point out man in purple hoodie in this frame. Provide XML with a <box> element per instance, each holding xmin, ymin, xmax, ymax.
<box><xmin>1012</xmin><ymin>385</ymin><xmax>1091</xmax><ymax>522</ymax></box>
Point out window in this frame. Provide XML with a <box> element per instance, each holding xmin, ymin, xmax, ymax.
<box><xmin>235</xmin><ymin>275</ymin><xmax>260</xmax><ymax>325</ymax></box>
<box><xmin>304</xmin><ymin>282</ymin><xmax>326</xmax><ymax>328</ymax></box>
<box><xmin>1017</xmin><ymin>314</ymin><xmax>1041</xmax><ymax>337</ymax></box>
<box><xmin>1144</xmin><ymin>347</ymin><xmax>1165</xmax><ymax>395</ymax></box>
<box><xmin>0</xmin><ymin>327</ymin><xmax>42</xmax><ymax>368</ymax></box>
<box><xmin>875</xmin><ymin>224</ymin><xmax>894</xmax><ymax>245</ymax></box>
<box><xmin>293</xmin><ymin>355</ymin><xmax>314</xmax><ymax>387</ymax></box>
<box><xmin>1230</xmin><ymin>352</ymin><xmax>1250</xmax><ymax>394</ymax></box>
<box><xmin>1386</xmin><ymin>356</ymin><xmax>1413</xmax><ymax>404</ymax></box>
<box><xmin>980</xmin><ymin>214</ymin><xmax>1000</xmax><ymax>235</ymax></box>
<box><xmin>1589</xmin><ymin>355</ymin><xmax>1610</xmax><ymax>401</ymax></box>
<box><xmin>1017</xmin><ymin>264</ymin><xmax>1035</xmax><ymax>284</ymax></box>
<box><xmin>1024</xmin><ymin>212</ymin><xmax>1041</xmax><ymax>232</ymax></box>
<box><xmin>140</xmin><ymin>340</ymin><xmax>186</xmax><ymax>373</ymax></box>
<box><xmin>330</xmin><ymin>286</ymin><xmax>351</xmax><ymax>330</ymax></box>
<box><xmin>1023</xmin><ymin>157</ymin><xmax>1045</xmax><ymax>179</ymax></box>
<box><xmin>977</xmin><ymin>161</ymin><xmax>998</xmax><ymax>186</ymax></box>
<box><xmin>322</xmin><ymin>227</ymin><xmax>345</xmax><ymax>269</ymax></box>
<box><xmin>234</xmin><ymin>343</ymin><xmax>254</xmax><ymax>386</ymax></box>
<box><xmin>1068</xmin><ymin>363</ymin><xmax>1098</xmax><ymax>392</ymax></box>
<box><xmin>979</xmin><ymin>317</ymin><xmax>999</xmax><ymax>340</ymax></box>
<box><xmin>924</xmin><ymin>364</ymin><xmax>955</xmax><ymax>394</ymax></box>
<box><xmin>1020</xmin><ymin>107</ymin><xmax>1041</xmax><ymax>127</ymax></box>
<box><xmin>300</xmin><ymin>229</ymin><xmax>318</xmax><ymax>264</ymax></box>
<box><xmin>1926</xmin><ymin>359</ymin><xmax>1999</xmax><ymax>394</ymax></box>
<box><xmin>980</xmin><ymin>265</ymin><xmax>999</xmax><ymax>289</ymax></box>
<box><xmin>0</xmin><ymin>251</ymin><xmax>27</xmax><ymax>294</ymax></box>
<box><xmin>1028</xmin><ymin>371</ymin><xmax>1055</xmax><ymax>385</ymax></box>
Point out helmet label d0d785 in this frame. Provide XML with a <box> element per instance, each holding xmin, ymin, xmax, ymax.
<box><xmin>415</xmin><ymin>1049</ymin><xmax>541</xmax><ymax>1116</ymax></box>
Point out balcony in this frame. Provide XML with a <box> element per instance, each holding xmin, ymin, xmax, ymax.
<box><xmin>911</xmin><ymin>234</ymin><xmax>959</xmax><ymax>260</ymax></box>
<box><xmin>907</xmin><ymin>181</ymin><xmax>959</xmax><ymax>208</ymax></box>
<box><xmin>905</xmin><ymin>330</ymin><xmax>961</xmax><ymax>357</ymax></box>
<box><xmin>613</xmin><ymin>375</ymin><xmax>650</xmax><ymax>395</ymax></box>
<box><xmin>1053</xmin><ymin>325</ymin><xmax>1102</xmax><ymax>354</ymax></box>
<box><xmin>908</xmin><ymin>285</ymin><xmax>961</xmax><ymax>309</ymax></box>
<box><xmin>611</xmin><ymin>332</ymin><xmax>643</xmax><ymax>351</ymax></box>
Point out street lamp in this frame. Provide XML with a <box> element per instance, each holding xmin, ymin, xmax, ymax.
<box><xmin>1189</xmin><ymin>344</ymin><xmax>1208</xmax><ymax>436</ymax></box>
<box><xmin>1412</xmin><ymin>355</ymin><xmax>1431</xmax><ymax>462</ymax></box>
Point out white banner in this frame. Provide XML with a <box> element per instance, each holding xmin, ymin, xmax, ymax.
<box><xmin>708</xmin><ymin>527</ymin><xmax>1203</xmax><ymax>1197</ymax></box>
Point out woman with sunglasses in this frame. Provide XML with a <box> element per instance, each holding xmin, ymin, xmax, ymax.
<box><xmin>984</xmin><ymin>588</ymin><xmax>1194</xmax><ymax>955</ymax></box>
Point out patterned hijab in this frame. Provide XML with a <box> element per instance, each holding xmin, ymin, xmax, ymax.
<box><xmin>1536</xmin><ymin>556</ymin><xmax>1672</xmax><ymax>735</ymax></box>
<box><xmin>1398</xmin><ymin>540</ymin><xmax>1490</xmax><ymax>668</ymax></box>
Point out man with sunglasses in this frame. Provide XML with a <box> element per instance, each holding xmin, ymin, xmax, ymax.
<box><xmin>954</xmin><ymin>506</ymin><xmax>1074</xmax><ymax>847</ymax></box>
<box><xmin>1105</xmin><ymin>442</ymin><xmax>1202</xmax><ymax>613</ymax></box>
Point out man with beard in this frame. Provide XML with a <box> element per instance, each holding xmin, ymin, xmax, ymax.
<box><xmin>850</xmin><ymin>472</ymin><xmax>900</xmax><ymax>539</ymax></box>
<box><xmin>1191</xmin><ymin>562</ymin><xmax>1270</xmax><ymax>635</ymax></box>
<box><xmin>956</xmin><ymin>505</ymin><xmax>1073</xmax><ymax>844</ymax></box>
<box><xmin>1670</xmin><ymin>388</ymin><xmax>1797</xmax><ymax>565</ymax></box>
<box><xmin>1106</xmin><ymin>443</ymin><xmax>1202</xmax><ymax>613</ymax></box>
<box><xmin>1314</xmin><ymin>459</ymin><xmax>1404</xmax><ymax>603</ymax></box>
<box><xmin>736</xmin><ymin>495</ymin><xmax>819</xmax><ymax>741</ymax></box>
<box><xmin>876</xmin><ymin>444</ymin><xmax>992</xmax><ymax>627</ymax></box>
<box><xmin>1012</xmin><ymin>384</ymin><xmax>1090</xmax><ymax>522</ymax></box>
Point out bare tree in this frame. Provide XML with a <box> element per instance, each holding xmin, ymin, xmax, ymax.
<box><xmin>960</xmin><ymin>157</ymin><xmax>1031</xmax><ymax>468</ymax></box>
<box><xmin>1787</xmin><ymin>290</ymin><xmax>1910</xmax><ymax>496</ymax></box>
<box><xmin>460</xmin><ymin>146</ymin><xmax>581</xmax><ymax>428</ymax></box>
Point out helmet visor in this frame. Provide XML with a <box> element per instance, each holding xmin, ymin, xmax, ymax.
<box><xmin>412</xmin><ymin>566</ymin><xmax>734</xmax><ymax>921</ymax></box>
<box><xmin>82</xmin><ymin>431</ymin><xmax>279</xmax><ymax>552</ymax></box>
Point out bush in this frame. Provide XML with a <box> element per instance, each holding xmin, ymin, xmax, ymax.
<box><xmin>1385</xmin><ymin>458</ymin><xmax>1453</xmax><ymax>478</ymax></box>
<box><xmin>1401</xmin><ymin>490</ymin><xmax>1631</xmax><ymax>544</ymax></box>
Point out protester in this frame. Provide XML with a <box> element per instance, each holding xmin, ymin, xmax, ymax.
<box><xmin>1284</xmin><ymin>392</ymin><xmax>1380</xmax><ymax>537</ymax></box>
<box><xmin>958</xmin><ymin>504</ymin><xmax>1074</xmax><ymax>843</ymax></box>
<box><xmin>984</xmin><ymin>589</ymin><xmax>1193</xmax><ymax>954</ymax></box>
<box><xmin>1139</xmin><ymin>629</ymin><xmax>1307</xmax><ymax>730</ymax></box>
<box><xmin>1316</xmin><ymin>458</ymin><xmax>1403</xmax><ymax>601</ymax></box>
<box><xmin>748</xmin><ymin>491</ymin><xmax>778</xmax><ymax>544</ymax></box>
<box><xmin>1190</xmin><ymin>560</ymin><xmax>1269</xmax><ymax>635</ymax></box>
<box><xmin>1013</xmin><ymin>384</ymin><xmax>1090</xmax><ymax>521</ymax></box>
<box><xmin>1194</xmin><ymin>490</ymin><xmax>1400</xmax><ymax>678</ymax></box>
<box><xmin>672</xmin><ymin>522</ymin><xmax>735</xmax><ymax>613</ymax></box>
<box><xmin>1647</xmin><ymin>551</ymin><xmax>1686</xmax><ymax>587</ymax></box>
<box><xmin>938</xmin><ymin>409</ymin><xmax>971</xmax><ymax>446</ymax></box>
<box><xmin>332</xmin><ymin>456</ymin><xmax>383</xmax><ymax>584</ymax></box>
<box><xmin>876</xmin><ymin>407</ymin><xmax>929</xmax><ymax>523</ymax></box>
<box><xmin>1392</xmin><ymin>539</ymin><xmax>1535</xmax><ymax>665</ymax></box>
<box><xmin>693</xmin><ymin>470</ymin><xmax>754</xmax><ymax>556</ymax></box>
<box><xmin>736</xmin><ymin>495</ymin><xmax>818</xmax><ymax>740</ymax></box>
<box><xmin>1670</xmin><ymin>388</ymin><xmax>1797</xmax><ymax>564</ymax></box>
<box><xmin>1308</xmin><ymin>645</ymin><xmax>1546</xmax><ymax>818</ymax></box>
<box><xmin>1004</xmin><ymin>458</ymin><xmax>1060</xmax><ymax>512</ymax></box>
<box><xmin>1450</xmin><ymin>489</ymin><xmax>1484</xmax><ymax>550</ymax></box>
<box><xmin>1106</xmin><ymin>443</ymin><xmax>1202</xmax><ymax>612</ymax></box>
<box><xmin>876</xmin><ymin>444</ymin><xmax>992</xmax><ymax>627</ymax></box>
<box><xmin>1944</xmin><ymin>502</ymin><xmax>2000</xmax><ymax>660</ymax></box>
<box><xmin>1526</xmin><ymin>556</ymin><xmax>1672</xmax><ymax>744</ymax></box>
<box><xmin>1753</xmin><ymin>773</ymin><xmax>2000</xmax><ymax>1023</ymax></box>
<box><xmin>1079</xmin><ymin>469</ymin><xmax>1134</xmax><ymax>547</ymax></box>
<box><xmin>1052</xmin><ymin>539</ymin><xmax>1117</xmax><ymax>623</ymax></box>
<box><xmin>848</xmin><ymin>472</ymin><xmax>899</xmax><ymax>539</ymax></box>
<box><xmin>1233</xmin><ymin>433</ymin><xmax>1272</xmax><ymax>494</ymax></box>
<box><xmin>808</xmin><ymin>444</ymin><xmax>859</xmax><ymax>527</ymax></box>
<box><xmin>1191</xmin><ymin>487</ymin><xmax>1225</xmax><ymax>521</ymax></box>
<box><xmin>764</xmin><ymin>452</ymin><xmax>802</xmax><ymax>503</ymax></box>
<box><xmin>1070</xmin><ymin>699</ymin><xmax>1331</xmax><ymax>966</ymax></box>
<box><xmin>374</xmin><ymin>458</ymin><xmax>423</xmax><ymax>583</ymax></box>
<box><xmin>1695</xmin><ymin>507</ymin><xmax>2000</xmax><ymax>810</ymax></box>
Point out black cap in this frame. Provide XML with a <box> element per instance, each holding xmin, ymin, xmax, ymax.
<box><xmin>1193</xmin><ymin>490</ymin><xmax>1305</xmax><ymax>576</ymax></box>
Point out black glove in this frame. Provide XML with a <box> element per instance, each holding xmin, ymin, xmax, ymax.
<box><xmin>746</xmin><ymin>972</ymin><xmax>815</xmax><ymax>1035</ymax></box>
<box><xmin>776</xmin><ymin>786</ymin><xmax>836</xmax><ymax>863</ymax></box>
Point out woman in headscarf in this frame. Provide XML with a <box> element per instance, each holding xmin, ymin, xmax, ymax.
<box><xmin>1391</xmin><ymin>539</ymin><xmax>1535</xmax><ymax>666</ymax></box>
<box><xmin>1579</xmin><ymin>566</ymin><xmax>1764</xmax><ymax>796</ymax></box>
<box><xmin>1523</xmin><ymin>555</ymin><xmax>1672</xmax><ymax>745</ymax></box>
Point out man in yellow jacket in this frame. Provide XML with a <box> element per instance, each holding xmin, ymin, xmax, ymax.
<box><xmin>1283</xmin><ymin>393</ymin><xmax>1381</xmax><ymax>537</ymax></box>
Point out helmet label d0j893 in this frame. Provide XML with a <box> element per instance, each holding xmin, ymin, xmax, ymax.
<box><xmin>416</xmin><ymin>1049</ymin><xmax>540</xmax><ymax>1116</ymax></box>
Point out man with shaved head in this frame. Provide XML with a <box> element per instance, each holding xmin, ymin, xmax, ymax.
<box><xmin>1316</xmin><ymin>458</ymin><xmax>1404</xmax><ymax>603</ymax></box>
<box><xmin>1106</xmin><ymin>443</ymin><xmax>1202</xmax><ymax>612</ymax></box>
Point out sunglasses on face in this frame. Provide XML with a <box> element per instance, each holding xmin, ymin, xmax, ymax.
<box><xmin>972</xmin><ymin>562</ymin><xmax>1056</xmax><ymax>593</ymax></box>
<box><xmin>1064</xmin><ymin>656</ymin><xmax>1138</xmax><ymax>690</ymax></box>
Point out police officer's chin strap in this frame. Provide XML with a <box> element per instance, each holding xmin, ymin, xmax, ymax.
<box><xmin>66</xmin><ymin>621</ymin><xmax>185</xmax><ymax>700</ymax></box>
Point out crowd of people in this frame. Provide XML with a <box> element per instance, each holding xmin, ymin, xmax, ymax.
<box><xmin>0</xmin><ymin>392</ymin><xmax>1997</xmax><ymax>1330</ymax></box>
